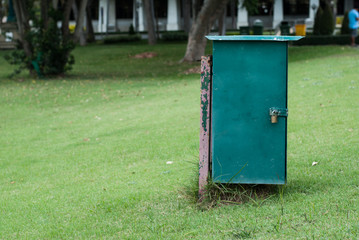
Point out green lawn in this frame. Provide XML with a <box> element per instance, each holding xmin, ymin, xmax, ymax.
<box><xmin>1</xmin><ymin>42</ymin><xmax>358</xmax><ymax>239</ymax></box>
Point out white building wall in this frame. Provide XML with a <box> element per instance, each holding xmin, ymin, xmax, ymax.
<box><xmin>167</xmin><ymin>0</ymin><xmax>180</xmax><ymax>30</ymax></box>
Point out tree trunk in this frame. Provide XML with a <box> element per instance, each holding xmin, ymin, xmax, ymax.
<box><xmin>74</xmin><ymin>0</ymin><xmax>89</xmax><ymax>45</ymax></box>
<box><xmin>41</xmin><ymin>0</ymin><xmax>49</xmax><ymax>28</ymax></box>
<box><xmin>218</xmin><ymin>6</ymin><xmax>226</xmax><ymax>35</ymax></box>
<box><xmin>143</xmin><ymin>0</ymin><xmax>156</xmax><ymax>45</ymax></box>
<box><xmin>62</xmin><ymin>0</ymin><xmax>75</xmax><ymax>41</ymax></box>
<box><xmin>230</xmin><ymin>0</ymin><xmax>236</xmax><ymax>29</ymax></box>
<box><xmin>86</xmin><ymin>0</ymin><xmax>95</xmax><ymax>43</ymax></box>
<box><xmin>12</xmin><ymin>0</ymin><xmax>33</xmax><ymax>61</ymax></box>
<box><xmin>72</xmin><ymin>1</ymin><xmax>79</xmax><ymax>21</ymax></box>
<box><xmin>182</xmin><ymin>0</ymin><xmax>191</xmax><ymax>33</ymax></box>
<box><xmin>183</xmin><ymin>0</ymin><xmax>229</xmax><ymax>62</ymax></box>
<box><xmin>192</xmin><ymin>0</ymin><xmax>202</xmax><ymax>21</ymax></box>
<box><xmin>52</xmin><ymin>0</ymin><xmax>59</xmax><ymax>9</ymax></box>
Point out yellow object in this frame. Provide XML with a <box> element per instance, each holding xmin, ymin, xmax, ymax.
<box><xmin>295</xmin><ymin>24</ymin><xmax>306</xmax><ymax>36</ymax></box>
<box><xmin>336</xmin><ymin>16</ymin><xmax>343</xmax><ymax>25</ymax></box>
<box><xmin>69</xmin><ymin>24</ymin><xmax>76</xmax><ymax>34</ymax></box>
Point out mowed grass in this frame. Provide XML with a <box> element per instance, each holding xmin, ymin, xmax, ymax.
<box><xmin>0</xmin><ymin>42</ymin><xmax>358</xmax><ymax>239</ymax></box>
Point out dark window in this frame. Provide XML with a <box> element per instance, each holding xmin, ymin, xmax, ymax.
<box><xmin>227</xmin><ymin>0</ymin><xmax>238</xmax><ymax>17</ymax></box>
<box><xmin>253</xmin><ymin>0</ymin><xmax>274</xmax><ymax>16</ymax></box>
<box><xmin>90</xmin><ymin>0</ymin><xmax>99</xmax><ymax>20</ymax></box>
<box><xmin>284</xmin><ymin>0</ymin><xmax>309</xmax><ymax>15</ymax></box>
<box><xmin>116</xmin><ymin>0</ymin><xmax>133</xmax><ymax>19</ymax></box>
<box><xmin>154</xmin><ymin>0</ymin><xmax>167</xmax><ymax>18</ymax></box>
<box><xmin>336</xmin><ymin>0</ymin><xmax>344</xmax><ymax>15</ymax></box>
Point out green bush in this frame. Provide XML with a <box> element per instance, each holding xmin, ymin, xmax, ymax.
<box><xmin>313</xmin><ymin>7</ymin><xmax>323</xmax><ymax>35</ymax></box>
<box><xmin>320</xmin><ymin>3</ymin><xmax>335</xmax><ymax>35</ymax></box>
<box><xmin>103</xmin><ymin>35</ymin><xmax>141</xmax><ymax>44</ymax></box>
<box><xmin>4</xmin><ymin>8</ymin><xmax>75</xmax><ymax>77</ymax></box>
<box><xmin>313</xmin><ymin>4</ymin><xmax>335</xmax><ymax>35</ymax></box>
<box><xmin>292</xmin><ymin>35</ymin><xmax>356</xmax><ymax>45</ymax></box>
<box><xmin>161</xmin><ymin>32</ymin><xmax>188</xmax><ymax>41</ymax></box>
<box><xmin>341</xmin><ymin>11</ymin><xmax>350</xmax><ymax>35</ymax></box>
<box><xmin>129</xmin><ymin>24</ymin><xmax>136</xmax><ymax>35</ymax></box>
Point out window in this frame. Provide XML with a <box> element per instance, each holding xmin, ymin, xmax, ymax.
<box><xmin>116</xmin><ymin>0</ymin><xmax>133</xmax><ymax>19</ymax></box>
<box><xmin>284</xmin><ymin>0</ymin><xmax>309</xmax><ymax>15</ymax></box>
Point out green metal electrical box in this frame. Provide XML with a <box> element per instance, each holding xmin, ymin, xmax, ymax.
<box><xmin>207</xmin><ymin>35</ymin><xmax>302</xmax><ymax>185</ymax></box>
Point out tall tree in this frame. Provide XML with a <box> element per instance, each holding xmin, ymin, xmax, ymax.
<box><xmin>73</xmin><ymin>0</ymin><xmax>89</xmax><ymax>45</ymax></box>
<box><xmin>218</xmin><ymin>5</ymin><xmax>227</xmax><ymax>35</ymax></box>
<box><xmin>62</xmin><ymin>0</ymin><xmax>75</xmax><ymax>42</ymax></box>
<box><xmin>230</xmin><ymin>0</ymin><xmax>236</xmax><ymax>29</ymax></box>
<box><xmin>182</xmin><ymin>0</ymin><xmax>191</xmax><ymax>33</ymax></box>
<box><xmin>86</xmin><ymin>0</ymin><xmax>95</xmax><ymax>43</ymax></box>
<box><xmin>183</xmin><ymin>0</ymin><xmax>229</xmax><ymax>62</ymax></box>
<box><xmin>41</xmin><ymin>0</ymin><xmax>49</xmax><ymax>28</ymax></box>
<box><xmin>9</xmin><ymin>0</ymin><xmax>76</xmax><ymax>76</ymax></box>
<box><xmin>143</xmin><ymin>0</ymin><xmax>156</xmax><ymax>45</ymax></box>
<box><xmin>12</xmin><ymin>0</ymin><xmax>33</xmax><ymax>68</ymax></box>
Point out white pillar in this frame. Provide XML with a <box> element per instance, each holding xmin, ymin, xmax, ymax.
<box><xmin>309</xmin><ymin>0</ymin><xmax>320</xmax><ymax>20</ymax></box>
<box><xmin>167</xmin><ymin>0</ymin><xmax>180</xmax><ymax>30</ymax></box>
<box><xmin>133</xmin><ymin>0</ymin><xmax>145</xmax><ymax>31</ymax></box>
<box><xmin>98</xmin><ymin>0</ymin><xmax>108</xmax><ymax>32</ymax></box>
<box><xmin>273</xmin><ymin>0</ymin><xmax>283</xmax><ymax>28</ymax></box>
<box><xmin>108</xmin><ymin>0</ymin><xmax>116</xmax><ymax>31</ymax></box>
<box><xmin>237</xmin><ymin>0</ymin><xmax>248</xmax><ymax>27</ymax></box>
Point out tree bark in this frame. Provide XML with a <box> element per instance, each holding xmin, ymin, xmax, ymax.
<box><xmin>182</xmin><ymin>0</ymin><xmax>191</xmax><ymax>33</ymax></box>
<box><xmin>12</xmin><ymin>0</ymin><xmax>33</xmax><ymax>60</ymax></box>
<box><xmin>52</xmin><ymin>0</ymin><xmax>59</xmax><ymax>9</ymax></box>
<box><xmin>62</xmin><ymin>0</ymin><xmax>75</xmax><ymax>42</ymax></box>
<box><xmin>218</xmin><ymin>6</ymin><xmax>226</xmax><ymax>35</ymax></box>
<box><xmin>41</xmin><ymin>0</ymin><xmax>49</xmax><ymax>28</ymax></box>
<box><xmin>230</xmin><ymin>0</ymin><xmax>236</xmax><ymax>29</ymax></box>
<box><xmin>183</xmin><ymin>0</ymin><xmax>229</xmax><ymax>62</ymax></box>
<box><xmin>192</xmin><ymin>0</ymin><xmax>202</xmax><ymax>21</ymax></box>
<box><xmin>143</xmin><ymin>0</ymin><xmax>157</xmax><ymax>45</ymax></box>
<box><xmin>86</xmin><ymin>0</ymin><xmax>95</xmax><ymax>43</ymax></box>
<box><xmin>73</xmin><ymin>0</ymin><xmax>89</xmax><ymax>45</ymax></box>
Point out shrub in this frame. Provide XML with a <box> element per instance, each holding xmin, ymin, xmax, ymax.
<box><xmin>313</xmin><ymin>7</ymin><xmax>323</xmax><ymax>35</ymax></box>
<box><xmin>4</xmin><ymin>8</ymin><xmax>75</xmax><ymax>77</ymax></box>
<box><xmin>103</xmin><ymin>35</ymin><xmax>141</xmax><ymax>44</ymax></box>
<box><xmin>320</xmin><ymin>3</ymin><xmax>335</xmax><ymax>35</ymax></box>
<box><xmin>129</xmin><ymin>24</ymin><xmax>136</xmax><ymax>35</ymax></box>
<box><xmin>341</xmin><ymin>11</ymin><xmax>350</xmax><ymax>35</ymax></box>
<box><xmin>313</xmin><ymin>4</ymin><xmax>335</xmax><ymax>35</ymax></box>
<box><xmin>161</xmin><ymin>32</ymin><xmax>188</xmax><ymax>41</ymax></box>
<box><xmin>292</xmin><ymin>35</ymin><xmax>356</xmax><ymax>45</ymax></box>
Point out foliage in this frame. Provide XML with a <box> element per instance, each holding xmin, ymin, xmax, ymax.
<box><xmin>242</xmin><ymin>0</ymin><xmax>259</xmax><ymax>15</ymax></box>
<box><xmin>313</xmin><ymin>6</ymin><xmax>323</xmax><ymax>35</ymax></box>
<box><xmin>341</xmin><ymin>11</ymin><xmax>350</xmax><ymax>35</ymax></box>
<box><xmin>103</xmin><ymin>35</ymin><xmax>141</xmax><ymax>44</ymax></box>
<box><xmin>313</xmin><ymin>3</ymin><xmax>334</xmax><ymax>35</ymax></box>
<box><xmin>293</xmin><ymin>34</ymin><xmax>357</xmax><ymax>45</ymax></box>
<box><xmin>320</xmin><ymin>3</ymin><xmax>335</xmax><ymax>35</ymax></box>
<box><xmin>5</xmin><ymin>1</ymin><xmax>75</xmax><ymax>78</ymax></box>
<box><xmin>128</xmin><ymin>24</ymin><xmax>136</xmax><ymax>35</ymax></box>
<box><xmin>161</xmin><ymin>31</ymin><xmax>188</xmax><ymax>41</ymax></box>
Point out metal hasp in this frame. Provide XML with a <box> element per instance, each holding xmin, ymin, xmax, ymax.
<box><xmin>269</xmin><ymin>107</ymin><xmax>288</xmax><ymax>124</ymax></box>
<box><xmin>207</xmin><ymin>35</ymin><xmax>302</xmax><ymax>185</ymax></box>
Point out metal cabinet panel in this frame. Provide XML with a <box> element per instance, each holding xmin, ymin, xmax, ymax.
<box><xmin>210</xmin><ymin>39</ymin><xmax>291</xmax><ymax>184</ymax></box>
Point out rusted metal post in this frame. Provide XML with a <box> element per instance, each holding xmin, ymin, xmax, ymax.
<box><xmin>198</xmin><ymin>55</ymin><xmax>212</xmax><ymax>201</ymax></box>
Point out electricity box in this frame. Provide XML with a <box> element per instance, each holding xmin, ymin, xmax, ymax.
<box><xmin>199</xmin><ymin>36</ymin><xmax>302</xmax><ymax>188</ymax></box>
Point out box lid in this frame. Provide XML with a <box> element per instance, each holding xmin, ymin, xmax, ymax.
<box><xmin>206</xmin><ymin>35</ymin><xmax>303</xmax><ymax>41</ymax></box>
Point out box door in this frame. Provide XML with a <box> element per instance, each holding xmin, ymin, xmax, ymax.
<box><xmin>211</xmin><ymin>41</ymin><xmax>288</xmax><ymax>184</ymax></box>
